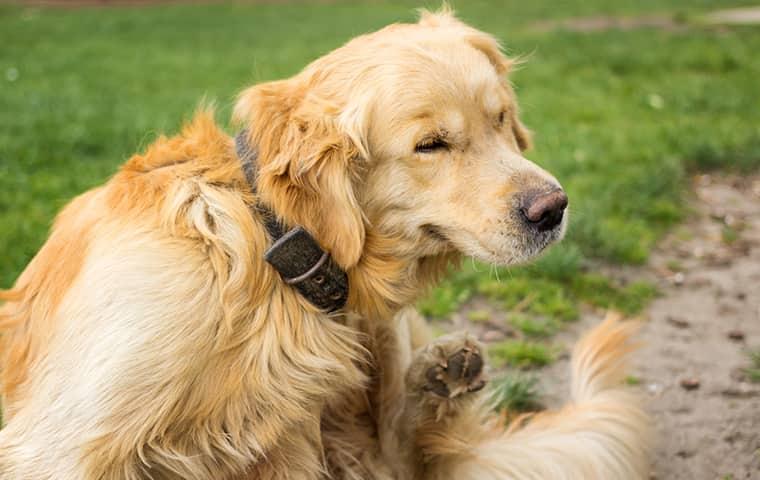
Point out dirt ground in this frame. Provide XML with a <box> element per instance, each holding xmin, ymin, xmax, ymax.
<box><xmin>539</xmin><ymin>175</ymin><xmax>760</xmax><ymax>480</ymax></box>
<box><xmin>529</xmin><ymin>6</ymin><xmax>760</xmax><ymax>32</ymax></box>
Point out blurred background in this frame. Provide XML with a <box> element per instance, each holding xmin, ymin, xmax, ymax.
<box><xmin>1</xmin><ymin>1</ymin><xmax>759</xmax><ymax>478</ymax></box>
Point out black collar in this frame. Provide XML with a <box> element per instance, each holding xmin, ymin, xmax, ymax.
<box><xmin>235</xmin><ymin>131</ymin><xmax>349</xmax><ymax>313</ymax></box>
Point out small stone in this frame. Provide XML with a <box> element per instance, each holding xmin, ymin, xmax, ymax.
<box><xmin>736</xmin><ymin>292</ymin><xmax>747</xmax><ymax>301</ymax></box>
<box><xmin>723</xmin><ymin>432</ymin><xmax>743</xmax><ymax>444</ymax></box>
<box><xmin>667</xmin><ymin>316</ymin><xmax>690</xmax><ymax>329</ymax></box>
<box><xmin>671</xmin><ymin>272</ymin><xmax>685</xmax><ymax>285</ymax></box>
<box><xmin>680</xmin><ymin>378</ymin><xmax>700</xmax><ymax>391</ymax></box>
<box><xmin>727</xmin><ymin>329</ymin><xmax>745</xmax><ymax>342</ymax></box>
<box><xmin>675</xmin><ymin>449</ymin><xmax>695</xmax><ymax>459</ymax></box>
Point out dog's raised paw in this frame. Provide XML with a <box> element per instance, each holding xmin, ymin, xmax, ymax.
<box><xmin>422</xmin><ymin>337</ymin><xmax>487</xmax><ymax>399</ymax></box>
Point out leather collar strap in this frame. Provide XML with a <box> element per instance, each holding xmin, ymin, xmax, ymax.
<box><xmin>234</xmin><ymin>131</ymin><xmax>349</xmax><ymax>313</ymax></box>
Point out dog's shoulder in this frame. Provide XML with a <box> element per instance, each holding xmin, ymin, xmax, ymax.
<box><xmin>103</xmin><ymin>111</ymin><xmax>249</xmax><ymax>218</ymax></box>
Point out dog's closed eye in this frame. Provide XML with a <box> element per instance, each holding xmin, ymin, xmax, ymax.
<box><xmin>415</xmin><ymin>136</ymin><xmax>449</xmax><ymax>154</ymax></box>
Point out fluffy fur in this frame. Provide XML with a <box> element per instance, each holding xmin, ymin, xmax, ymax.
<box><xmin>0</xmin><ymin>7</ymin><xmax>650</xmax><ymax>479</ymax></box>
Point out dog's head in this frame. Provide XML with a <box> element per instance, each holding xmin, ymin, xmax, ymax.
<box><xmin>234</xmin><ymin>8</ymin><xmax>567</xmax><ymax>271</ymax></box>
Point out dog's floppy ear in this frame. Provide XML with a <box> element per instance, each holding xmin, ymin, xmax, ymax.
<box><xmin>233</xmin><ymin>80</ymin><xmax>366</xmax><ymax>269</ymax></box>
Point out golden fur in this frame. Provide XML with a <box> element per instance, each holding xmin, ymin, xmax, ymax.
<box><xmin>0</xmin><ymin>8</ymin><xmax>650</xmax><ymax>479</ymax></box>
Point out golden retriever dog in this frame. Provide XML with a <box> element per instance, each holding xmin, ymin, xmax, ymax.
<box><xmin>0</xmin><ymin>7</ymin><xmax>650</xmax><ymax>480</ymax></box>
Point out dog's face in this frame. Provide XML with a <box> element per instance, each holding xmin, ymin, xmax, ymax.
<box><xmin>235</xmin><ymin>10</ymin><xmax>567</xmax><ymax>269</ymax></box>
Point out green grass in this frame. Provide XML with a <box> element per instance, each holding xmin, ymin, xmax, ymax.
<box><xmin>490</xmin><ymin>373</ymin><xmax>543</xmax><ymax>414</ymax></box>
<box><xmin>489</xmin><ymin>340</ymin><xmax>555</xmax><ymax>368</ymax></box>
<box><xmin>2</xmin><ymin>1</ymin><xmax>759</xmax><ymax>312</ymax></box>
<box><xmin>744</xmin><ymin>348</ymin><xmax>760</xmax><ymax>383</ymax></box>
<box><xmin>509</xmin><ymin>314</ymin><xmax>557</xmax><ymax>338</ymax></box>
<box><xmin>418</xmin><ymin>248</ymin><xmax>657</xmax><ymax>320</ymax></box>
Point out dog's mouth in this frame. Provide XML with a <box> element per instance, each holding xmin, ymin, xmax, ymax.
<box><xmin>420</xmin><ymin>214</ymin><xmax>567</xmax><ymax>266</ymax></box>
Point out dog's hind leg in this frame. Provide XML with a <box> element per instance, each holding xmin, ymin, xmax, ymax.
<box><xmin>396</xmin><ymin>330</ymin><xmax>491</xmax><ymax>479</ymax></box>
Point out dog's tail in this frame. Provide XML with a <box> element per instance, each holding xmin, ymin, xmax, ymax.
<box><xmin>452</xmin><ymin>313</ymin><xmax>651</xmax><ymax>480</ymax></box>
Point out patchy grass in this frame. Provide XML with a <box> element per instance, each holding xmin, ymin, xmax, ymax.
<box><xmin>489</xmin><ymin>340</ymin><xmax>555</xmax><ymax>368</ymax></box>
<box><xmin>490</xmin><ymin>373</ymin><xmax>543</xmax><ymax>415</ymax></box>
<box><xmin>466</xmin><ymin>309</ymin><xmax>491</xmax><ymax>323</ymax></box>
<box><xmin>509</xmin><ymin>314</ymin><xmax>557</xmax><ymax>338</ymax></box>
<box><xmin>722</xmin><ymin>225</ymin><xmax>740</xmax><ymax>245</ymax></box>
<box><xmin>418</xmin><ymin>255</ymin><xmax>657</xmax><ymax>320</ymax></box>
<box><xmin>744</xmin><ymin>348</ymin><xmax>760</xmax><ymax>383</ymax></box>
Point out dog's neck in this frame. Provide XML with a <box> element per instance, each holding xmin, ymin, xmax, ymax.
<box><xmin>235</xmin><ymin>131</ymin><xmax>350</xmax><ymax>313</ymax></box>
<box><xmin>347</xmin><ymin>241</ymin><xmax>459</xmax><ymax>320</ymax></box>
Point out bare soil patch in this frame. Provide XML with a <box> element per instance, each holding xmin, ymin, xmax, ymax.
<box><xmin>530</xmin><ymin>15</ymin><xmax>684</xmax><ymax>33</ymax></box>
<box><xmin>530</xmin><ymin>6</ymin><xmax>760</xmax><ymax>32</ymax></box>
<box><xmin>13</xmin><ymin>0</ymin><xmax>315</xmax><ymax>7</ymax></box>
<box><xmin>705</xmin><ymin>7</ymin><xmax>760</xmax><ymax>26</ymax></box>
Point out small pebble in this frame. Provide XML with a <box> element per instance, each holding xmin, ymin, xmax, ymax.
<box><xmin>667</xmin><ymin>316</ymin><xmax>690</xmax><ymax>329</ymax></box>
<box><xmin>727</xmin><ymin>329</ymin><xmax>745</xmax><ymax>342</ymax></box>
<box><xmin>680</xmin><ymin>378</ymin><xmax>700</xmax><ymax>391</ymax></box>
<box><xmin>671</xmin><ymin>272</ymin><xmax>685</xmax><ymax>285</ymax></box>
<box><xmin>675</xmin><ymin>449</ymin><xmax>695</xmax><ymax>459</ymax></box>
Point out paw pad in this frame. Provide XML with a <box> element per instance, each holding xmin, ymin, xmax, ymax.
<box><xmin>423</xmin><ymin>346</ymin><xmax>486</xmax><ymax>398</ymax></box>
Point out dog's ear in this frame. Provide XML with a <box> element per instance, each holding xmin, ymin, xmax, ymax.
<box><xmin>234</xmin><ymin>80</ymin><xmax>366</xmax><ymax>269</ymax></box>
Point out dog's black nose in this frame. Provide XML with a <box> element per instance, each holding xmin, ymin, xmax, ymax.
<box><xmin>521</xmin><ymin>189</ymin><xmax>568</xmax><ymax>231</ymax></box>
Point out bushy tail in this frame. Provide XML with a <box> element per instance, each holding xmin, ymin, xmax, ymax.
<box><xmin>451</xmin><ymin>313</ymin><xmax>652</xmax><ymax>480</ymax></box>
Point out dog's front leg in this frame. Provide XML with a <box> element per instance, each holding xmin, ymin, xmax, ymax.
<box><xmin>397</xmin><ymin>330</ymin><xmax>490</xmax><ymax>480</ymax></box>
